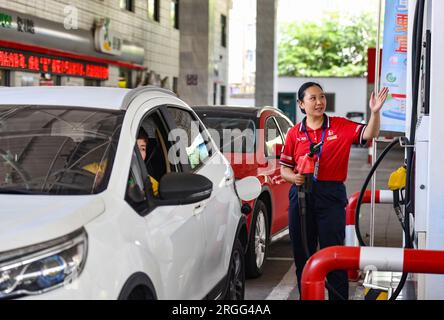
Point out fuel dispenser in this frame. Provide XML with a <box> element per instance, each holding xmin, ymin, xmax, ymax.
<box><xmin>352</xmin><ymin>0</ymin><xmax>444</xmax><ymax>299</ymax></box>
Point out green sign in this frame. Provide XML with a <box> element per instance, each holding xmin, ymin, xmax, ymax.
<box><xmin>0</xmin><ymin>12</ymin><xmax>12</xmax><ymax>28</ymax></box>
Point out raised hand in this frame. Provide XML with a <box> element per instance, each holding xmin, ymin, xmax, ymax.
<box><xmin>369</xmin><ymin>87</ymin><xmax>389</xmax><ymax>113</ymax></box>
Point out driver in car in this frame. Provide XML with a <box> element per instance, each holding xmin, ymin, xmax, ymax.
<box><xmin>84</xmin><ymin>129</ymin><xmax>159</xmax><ymax>197</ymax></box>
<box><xmin>134</xmin><ymin>129</ymin><xmax>159</xmax><ymax>197</ymax></box>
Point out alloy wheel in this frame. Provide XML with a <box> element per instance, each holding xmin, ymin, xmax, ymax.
<box><xmin>254</xmin><ymin>210</ymin><xmax>266</xmax><ymax>269</ymax></box>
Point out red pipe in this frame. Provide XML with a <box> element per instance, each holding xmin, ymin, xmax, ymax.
<box><xmin>301</xmin><ymin>246</ymin><xmax>360</xmax><ymax>300</ymax></box>
<box><xmin>404</xmin><ymin>249</ymin><xmax>444</xmax><ymax>274</ymax></box>
<box><xmin>302</xmin><ymin>246</ymin><xmax>444</xmax><ymax>300</ymax></box>
<box><xmin>346</xmin><ymin>190</ymin><xmax>380</xmax><ymax>225</ymax></box>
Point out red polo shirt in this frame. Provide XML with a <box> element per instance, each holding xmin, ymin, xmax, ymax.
<box><xmin>280</xmin><ymin>115</ymin><xmax>367</xmax><ymax>182</ymax></box>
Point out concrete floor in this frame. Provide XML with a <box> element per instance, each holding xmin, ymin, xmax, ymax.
<box><xmin>245</xmin><ymin>144</ymin><xmax>410</xmax><ymax>300</ymax></box>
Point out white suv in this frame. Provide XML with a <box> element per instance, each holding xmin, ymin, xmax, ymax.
<box><xmin>0</xmin><ymin>86</ymin><xmax>258</xmax><ymax>300</ymax></box>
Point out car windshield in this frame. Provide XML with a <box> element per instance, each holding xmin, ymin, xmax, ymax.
<box><xmin>0</xmin><ymin>106</ymin><xmax>124</xmax><ymax>195</ymax></box>
<box><xmin>196</xmin><ymin>115</ymin><xmax>256</xmax><ymax>153</ymax></box>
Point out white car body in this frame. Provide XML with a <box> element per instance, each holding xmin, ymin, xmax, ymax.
<box><xmin>0</xmin><ymin>86</ymin><xmax>250</xmax><ymax>300</ymax></box>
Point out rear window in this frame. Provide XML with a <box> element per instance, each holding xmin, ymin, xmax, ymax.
<box><xmin>0</xmin><ymin>106</ymin><xmax>124</xmax><ymax>195</ymax></box>
<box><xmin>196</xmin><ymin>115</ymin><xmax>256</xmax><ymax>153</ymax></box>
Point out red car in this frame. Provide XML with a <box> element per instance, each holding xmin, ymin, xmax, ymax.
<box><xmin>193</xmin><ymin>106</ymin><xmax>294</xmax><ymax>277</ymax></box>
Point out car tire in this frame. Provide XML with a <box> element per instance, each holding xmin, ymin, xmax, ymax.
<box><xmin>126</xmin><ymin>286</ymin><xmax>155</xmax><ymax>300</ymax></box>
<box><xmin>223</xmin><ymin>238</ymin><xmax>245</xmax><ymax>300</ymax></box>
<box><xmin>245</xmin><ymin>200</ymin><xmax>269</xmax><ymax>278</ymax></box>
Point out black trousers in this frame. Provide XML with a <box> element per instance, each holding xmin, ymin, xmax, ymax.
<box><xmin>288</xmin><ymin>181</ymin><xmax>349</xmax><ymax>300</ymax></box>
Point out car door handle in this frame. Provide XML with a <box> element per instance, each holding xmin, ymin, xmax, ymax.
<box><xmin>193</xmin><ymin>203</ymin><xmax>205</xmax><ymax>216</ymax></box>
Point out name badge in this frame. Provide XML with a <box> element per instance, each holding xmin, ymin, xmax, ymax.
<box><xmin>314</xmin><ymin>160</ymin><xmax>319</xmax><ymax>180</ymax></box>
<box><xmin>327</xmin><ymin>135</ymin><xmax>337</xmax><ymax>141</ymax></box>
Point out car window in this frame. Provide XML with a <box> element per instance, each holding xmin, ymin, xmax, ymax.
<box><xmin>140</xmin><ymin>111</ymin><xmax>177</xmax><ymax>181</ymax></box>
<box><xmin>0</xmin><ymin>106</ymin><xmax>124</xmax><ymax>195</ymax></box>
<box><xmin>167</xmin><ymin>107</ymin><xmax>211</xmax><ymax>171</ymax></box>
<box><xmin>196</xmin><ymin>115</ymin><xmax>256</xmax><ymax>153</ymax></box>
<box><xmin>275</xmin><ymin>116</ymin><xmax>293</xmax><ymax>140</ymax></box>
<box><xmin>125</xmin><ymin>110</ymin><xmax>176</xmax><ymax>215</ymax></box>
<box><xmin>125</xmin><ymin>150</ymin><xmax>150</xmax><ymax>215</ymax></box>
<box><xmin>264</xmin><ymin>117</ymin><xmax>283</xmax><ymax>157</ymax></box>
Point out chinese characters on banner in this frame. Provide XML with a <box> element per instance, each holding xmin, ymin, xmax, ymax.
<box><xmin>0</xmin><ymin>48</ymin><xmax>109</xmax><ymax>80</ymax></box>
<box><xmin>380</xmin><ymin>0</ymin><xmax>408</xmax><ymax>132</ymax></box>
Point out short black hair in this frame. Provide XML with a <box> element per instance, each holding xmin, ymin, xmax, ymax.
<box><xmin>297</xmin><ymin>82</ymin><xmax>324</xmax><ymax>114</ymax></box>
<box><xmin>137</xmin><ymin>128</ymin><xmax>149</xmax><ymax>141</ymax></box>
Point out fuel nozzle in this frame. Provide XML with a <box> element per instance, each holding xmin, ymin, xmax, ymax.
<box><xmin>296</xmin><ymin>142</ymin><xmax>323</xmax><ymax>193</ymax></box>
<box><xmin>388</xmin><ymin>165</ymin><xmax>407</xmax><ymax>231</ymax></box>
<box><xmin>309</xmin><ymin>141</ymin><xmax>323</xmax><ymax>157</ymax></box>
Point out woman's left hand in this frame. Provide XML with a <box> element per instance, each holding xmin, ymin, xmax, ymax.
<box><xmin>369</xmin><ymin>87</ymin><xmax>389</xmax><ymax>113</ymax></box>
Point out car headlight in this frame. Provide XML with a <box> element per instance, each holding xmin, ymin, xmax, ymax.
<box><xmin>0</xmin><ymin>228</ymin><xmax>87</xmax><ymax>299</ymax></box>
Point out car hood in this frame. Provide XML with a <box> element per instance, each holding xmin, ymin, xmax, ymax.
<box><xmin>0</xmin><ymin>195</ymin><xmax>105</xmax><ymax>252</ymax></box>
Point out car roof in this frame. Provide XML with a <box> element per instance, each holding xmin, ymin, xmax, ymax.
<box><xmin>192</xmin><ymin>105</ymin><xmax>283</xmax><ymax>118</ymax></box>
<box><xmin>0</xmin><ymin>86</ymin><xmax>176</xmax><ymax>110</ymax></box>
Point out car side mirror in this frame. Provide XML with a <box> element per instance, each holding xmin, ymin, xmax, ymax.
<box><xmin>235</xmin><ymin>176</ymin><xmax>261</xmax><ymax>201</ymax></box>
<box><xmin>272</xmin><ymin>143</ymin><xmax>283</xmax><ymax>158</ymax></box>
<box><xmin>159</xmin><ymin>172</ymin><xmax>213</xmax><ymax>205</ymax></box>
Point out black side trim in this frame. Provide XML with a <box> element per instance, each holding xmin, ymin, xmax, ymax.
<box><xmin>118</xmin><ymin>272</ymin><xmax>157</xmax><ymax>300</ymax></box>
<box><xmin>220</xmin><ymin>218</ymin><xmax>247</xmax><ymax>298</ymax></box>
<box><xmin>236</xmin><ymin>215</ymin><xmax>248</xmax><ymax>254</ymax></box>
<box><xmin>255</xmin><ymin>186</ymin><xmax>273</xmax><ymax>233</ymax></box>
<box><xmin>204</xmin><ymin>275</ymin><xmax>228</xmax><ymax>300</ymax></box>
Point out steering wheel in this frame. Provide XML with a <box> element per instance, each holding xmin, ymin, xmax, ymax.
<box><xmin>42</xmin><ymin>168</ymin><xmax>97</xmax><ymax>192</ymax></box>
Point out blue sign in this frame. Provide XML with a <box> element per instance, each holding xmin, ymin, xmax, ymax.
<box><xmin>380</xmin><ymin>0</ymin><xmax>408</xmax><ymax>133</ymax></box>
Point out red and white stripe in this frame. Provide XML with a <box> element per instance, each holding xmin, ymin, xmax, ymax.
<box><xmin>301</xmin><ymin>246</ymin><xmax>444</xmax><ymax>300</ymax></box>
<box><xmin>359</xmin><ymin>125</ymin><xmax>368</xmax><ymax>146</ymax></box>
<box><xmin>345</xmin><ymin>190</ymin><xmax>392</xmax><ymax>280</ymax></box>
<box><xmin>368</xmin><ymin>139</ymin><xmax>373</xmax><ymax>164</ymax></box>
